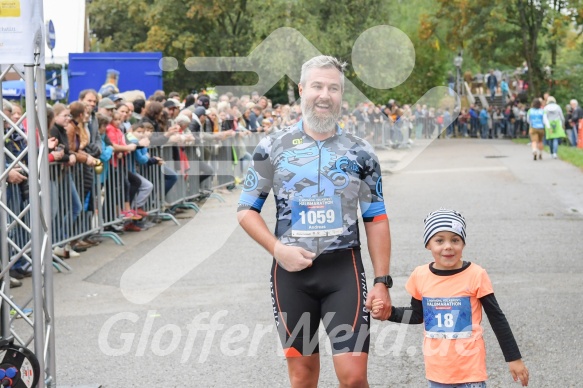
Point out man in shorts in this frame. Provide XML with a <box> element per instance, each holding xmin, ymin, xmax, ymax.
<box><xmin>237</xmin><ymin>55</ymin><xmax>392</xmax><ymax>387</ymax></box>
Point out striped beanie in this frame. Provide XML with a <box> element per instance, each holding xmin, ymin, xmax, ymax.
<box><xmin>423</xmin><ymin>208</ymin><xmax>467</xmax><ymax>247</ymax></box>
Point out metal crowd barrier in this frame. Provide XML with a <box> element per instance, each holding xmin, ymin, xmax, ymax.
<box><xmin>135</xmin><ymin>146</ymin><xmax>172</xmax><ymax>218</ymax></box>
<box><xmin>50</xmin><ymin>162</ymin><xmax>104</xmax><ymax>254</ymax></box>
<box><xmin>160</xmin><ymin>145</ymin><xmax>202</xmax><ymax>212</ymax></box>
<box><xmin>30</xmin><ymin>134</ymin><xmax>284</xmax><ymax>275</ymax></box>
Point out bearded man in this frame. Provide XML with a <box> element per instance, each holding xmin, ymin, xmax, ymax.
<box><xmin>237</xmin><ymin>55</ymin><xmax>392</xmax><ymax>388</ymax></box>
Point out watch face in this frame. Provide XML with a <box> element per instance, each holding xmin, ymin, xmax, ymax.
<box><xmin>375</xmin><ymin>276</ymin><xmax>392</xmax><ymax>288</ymax></box>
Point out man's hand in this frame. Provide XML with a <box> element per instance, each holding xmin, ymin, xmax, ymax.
<box><xmin>154</xmin><ymin>156</ymin><xmax>164</xmax><ymax>165</ymax></box>
<box><xmin>274</xmin><ymin>242</ymin><xmax>315</xmax><ymax>272</ymax></box>
<box><xmin>7</xmin><ymin>169</ymin><xmax>27</xmax><ymax>184</ymax></box>
<box><xmin>365</xmin><ymin>284</ymin><xmax>392</xmax><ymax>321</ymax></box>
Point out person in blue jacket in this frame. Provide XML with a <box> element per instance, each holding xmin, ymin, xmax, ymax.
<box><xmin>479</xmin><ymin>107</ymin><xmax>490</xmax><ymax>139</ymax></box>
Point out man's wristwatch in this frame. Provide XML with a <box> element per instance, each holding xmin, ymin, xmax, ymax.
<box><xmin>373</xmin><ymin>275</ymin><xmax>393</xmax><ymax>288</ymax></box>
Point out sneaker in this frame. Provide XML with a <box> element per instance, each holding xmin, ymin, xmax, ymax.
<box><xmin>135</xmin><ymin>208</ymin><xmax>149</xmax><ymax>218</ymax></box>
<box><xmin>85</xmin><ymin>233</ymin><xmax>103</xmax><ymax>241</ymax></box>
<box><xmin>552</xmin><ymin>153</ymin><xmax>557</xmax><ymax>159</ymax></box>
<box><xmin>52</xmin><ymin>246</ymin><xmax>67</xmax><ymax>257</ymax></box>
<box><xmin>533</xmin><ymin>154</ymin><xmax>537</xmax><ymax>161</ymax></box>
<box><xmin>123</xmin><ymin>223</ymin><xmax>142</xmax><ymax>232</ymax></box>
<box><xmin>135</xmin><ymin>220</ymin><xmax>156</xmax><ymax>230</ymax></box>
<box><xmin>9</xmin><ymin>269</ymin><xmax>24</xmax><ymax>280</ymax></box>
<box><xmin>539</xmin><ymin>153</ymin><xmax>542</xmax><ymax>160</ymax></box>
<box><xmin>65</xmin><ymin>244</ymin><xmax>81</xmax><ymax>258</ymax></box>
<box><xmin>120</xmin><ymin>210</ymin><xmax>143</xmax><ymax>221</ymax></box>
<box><xmin>73</xmin><ymin>239</ymin><xmax>96</xmax><ymax>249</ymax></box>
<box><xmin>10</xmin><ymin>277</ymin><xmax>22</xmax><ymax>288</ymax></box>
<box><xmin>104</xmin><ymin>225</ymin><xmax>125</xmax><ymax>234</ymax></box>
<box><xmin>10</xmin><ymin>266</ymin><xmax>32</xmax><ymax>278</ymax></box>
<box><xmin>10</xmin><ymin>307</ymin><xmax>33</xmax><ymax>319</ymax></box>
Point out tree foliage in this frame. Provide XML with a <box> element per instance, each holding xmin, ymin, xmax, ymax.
<box><xmin>424</xmin><ymin>0</ymin><xmax>583</xmax><ymax>98</ymax></box>
<box><xmin>88</xmin><ymin>0</ymin><xmax>583</xmax><ymax>104</ymax></box>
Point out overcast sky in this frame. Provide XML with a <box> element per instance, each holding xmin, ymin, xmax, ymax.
<box><xmin>43</xmin><ymin>0</ymin><xmax>85</xmax><ymax>63</ymax></box>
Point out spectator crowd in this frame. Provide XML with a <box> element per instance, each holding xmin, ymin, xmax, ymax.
<box><xmin>2</xmin><ymin>79</ymin><xmax>581</xmax><ymax>289</ymax></box>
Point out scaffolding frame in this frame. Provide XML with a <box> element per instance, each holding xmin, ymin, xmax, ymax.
<box><xmin>0</xmin><ymin>3</ymin><xmax>56</xmax><ymax>386</ymax></box>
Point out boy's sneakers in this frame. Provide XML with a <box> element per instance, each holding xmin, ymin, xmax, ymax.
<box><xmin>10</xmin><ymin>277</ymin><xmax>22</xmax><ymax>288</ymax></box>
<box><xmin>120</xmin><ymin>210</ymin><xmax>143</xmax><ymax>221</ymax></box>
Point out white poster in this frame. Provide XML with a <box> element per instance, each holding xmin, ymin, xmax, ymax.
<box><xmin>0</xmin><ymin>0</ymin><xmax>45</xmax><ymax>66</ymax></box>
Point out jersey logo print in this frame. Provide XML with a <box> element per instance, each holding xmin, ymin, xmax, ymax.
<box><xmin>375</xmin><ymin>177</ymin><xmax>383</xmax><ymax>200</ymax></box>
<box><xmin>279</xmin><ymin>145</ymin><xmax>349</xmax><ymax>197</ymax></box>
<box><xmin>243</xmin><ymin>167</ymin><xmax>259</xmax><ymax>192</ymax></box>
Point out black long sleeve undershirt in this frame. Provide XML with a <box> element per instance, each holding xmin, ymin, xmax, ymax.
<box><xmin>388</xmin><ymin>262</ymin><xmax>522</xmax><ymax>362</ymax></box>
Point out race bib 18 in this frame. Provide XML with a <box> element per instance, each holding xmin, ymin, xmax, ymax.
<box><xmin>422</xmin><ymin>296</ymin><xmax>472</xmax><ymax>339</ymax></box>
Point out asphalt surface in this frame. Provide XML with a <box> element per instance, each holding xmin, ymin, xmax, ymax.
<box><xmin>16</xmin><ymin>138</ymin><xmax>581</xmax><ymax>387</ymax></box>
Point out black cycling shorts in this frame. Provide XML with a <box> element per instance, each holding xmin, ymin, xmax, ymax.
<box><xmin>270</xmin><ymin>248</ymin><xmax>370</xmax><ymax>357</ymax></box>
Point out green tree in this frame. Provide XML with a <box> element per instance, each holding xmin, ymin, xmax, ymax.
<box><xmin>425</xmin><ymin>0</ymin><xmax>583</xmax><ymax>97</ymax></box>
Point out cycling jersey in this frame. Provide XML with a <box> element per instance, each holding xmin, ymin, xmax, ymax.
<box><xmin>237</xmin><ymin>121</ymin><xmax>387</xmax><ymax>254</ymax></box>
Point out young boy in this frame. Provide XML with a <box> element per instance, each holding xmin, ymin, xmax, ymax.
<box><xmin>372</xmin><ymin>208</ymin><xmax>529</xmax><ymax>387</ymax></box>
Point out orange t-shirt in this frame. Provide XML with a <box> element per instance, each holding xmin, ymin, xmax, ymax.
<box><xmin>405</xmin><ymin>262</ymin><xmax>494</xmax><ymax>384</ymax></box>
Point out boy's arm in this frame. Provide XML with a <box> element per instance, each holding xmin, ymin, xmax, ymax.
<box><xmin>482</xmin><ymin>293</ymin><xmax>529</xmax><ymax>386</ymax></box>
<box><xmin>387</xmin><ymin>297</ymin><xmax>423</xmax><ymax>324</ymax></box>
<box><xmin>481</xmin><ymin>293</ymin><xmax>521</xmax><ymax>361</ymax></box>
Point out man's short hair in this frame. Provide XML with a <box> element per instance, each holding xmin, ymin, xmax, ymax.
<box><xmin>163</xmin><ymin>99</ymin><xmax>180</xmax><ymax>109</ymax></box>
<box><xmin>133</xmin><ymin>98</ymin><xmax>146</xmax><ymax>114</ymax></box>
<box><xmin>79</xmin><ymin>89</ymin><xmax>98</xmax><ymax>101</ymax></box>
<box><xmin>299</xmin><ymin>55</ymin><xmax>347</xmax><ymax>91</ymax></box>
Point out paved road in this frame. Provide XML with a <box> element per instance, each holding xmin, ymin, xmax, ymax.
<box><xmin>30</xmin><ymin>138</ymin><xmax>581</xmax><ymax>387</ymax></box>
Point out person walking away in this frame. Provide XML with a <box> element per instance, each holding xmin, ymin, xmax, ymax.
<box><xmin>543</xmin><ymin>96</ymin><xmax>566</xmax><ymax>159</ymax></box>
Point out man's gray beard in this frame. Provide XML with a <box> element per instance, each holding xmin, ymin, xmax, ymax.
<box><xmin>301</xmin><ymin>99</ymin><xmax>340</xmax><ymax>134</ymax></box>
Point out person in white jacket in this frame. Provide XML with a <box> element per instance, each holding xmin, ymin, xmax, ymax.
<box><xmin>543</xmin><ymin>96</ymin><xmax>567</xmax><ymax>159</ymax></box>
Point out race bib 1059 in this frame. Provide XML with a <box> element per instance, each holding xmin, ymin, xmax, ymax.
<box><xmin>291</xmin><ymin>196</ymin><xmax>343</xmax><ymax>237</ymax></box>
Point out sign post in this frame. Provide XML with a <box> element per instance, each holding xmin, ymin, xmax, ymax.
<box><xmin>46</xmin><ymin>19</ymin><xmax>55</xmax><ymax>61</ymax></box>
